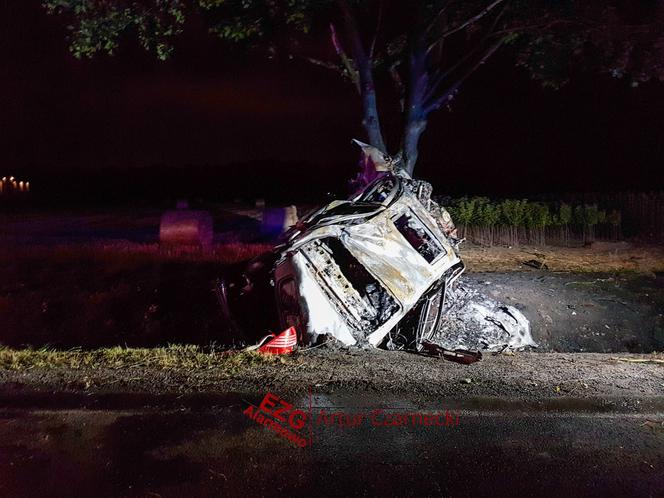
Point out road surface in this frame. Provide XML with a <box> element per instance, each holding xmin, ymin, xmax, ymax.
<box><xmin>1</xmin><ymin>393</ymin><xmax>663</xmax><ymax>497</ymax></box>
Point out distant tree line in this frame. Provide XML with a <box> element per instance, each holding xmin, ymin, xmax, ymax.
<box><xmin>444</xmin><ymin>196</ymin><xmax>624</xmax><ymax>247</ymax></box>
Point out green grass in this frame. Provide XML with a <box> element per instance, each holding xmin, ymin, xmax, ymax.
<box><xmin>0</xmin><ymin>345</ymin><xmax>289</xmax><ymax>373</ymax></box>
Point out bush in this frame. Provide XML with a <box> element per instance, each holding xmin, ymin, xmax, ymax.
<box><xmin>524</xmin><ymin>202</ymin><xmax>550</xmax><ymax>229</ymax></box>
<box><xmin>475</xmin><ymin>198</ymin><xmax>501</xmax><ymax>227</ymax></box>
<box><xmin>499</xmin><ymin>199</ymin><xmax>527</xmax><ymax>227</ymax></box>
<box><xmin>448</xmin><ymin>197</ymin><xmax>476</xmax><ymax>226</ymax></box>
<box><xmin>575</xmin><ymin>204</ymin><xmax>600</xmax><ymax>227</ymax></box>
<box><xmin>558</xmin><ymin>203</ymin><xmax>572</xmax><ymax>225</ymax></box>
<box><xmin>442</xmin><ymin>196</ymin><xmax>622</xmax><ymax>246</ymax></box>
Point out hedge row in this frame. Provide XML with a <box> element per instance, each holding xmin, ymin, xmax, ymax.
<box><xmin>446</xmin><ymin>197</ymin><xmax>621</xmax><ymax>229</ymax></box>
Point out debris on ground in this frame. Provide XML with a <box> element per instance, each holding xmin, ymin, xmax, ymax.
<box><xmin>420</xmin><ymin>342</ymin><xmax>483</xmax><ymax>364</ymax></box>
<box><xmin>612</xmin><ymin>357</ymin><xmax>664</xmax><ymax>365</ymax></box>
<box><xmin>257</xmin><ymin>326</ymin><xmax>298</xmax><ymax>354</ymax></box>
<box><xmin>523</xmin><ymin>259</ymin><xmax>549</xmax><ymax>270</ymax></box>
<box><xmin>429</xmin><ymin>282</ymin><xmax>534</xmax><ymax>351</ymax></box>
<box><xmin>220</xmin><ymin>141</ymin><xmax>536</xmax><ymax>362</ymax></box>
<box><xmin>641</xmin><ymin>420</ymin><xmax>664</xmax><ymax>434</ymax></box>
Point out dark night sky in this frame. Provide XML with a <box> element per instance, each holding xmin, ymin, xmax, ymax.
<box><xmin>1</xmin><ymin>0</ymin><xmax>663</xmax><ymax>198</ymax></box>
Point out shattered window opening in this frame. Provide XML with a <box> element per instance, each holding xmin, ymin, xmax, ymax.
<box><xmin>302</xmin><ymin>238</ymin><xmax>399</xmax><ymax>332</ymax></box>
<box><xmin>323</xmin><ymin>238</ymin><xmax>399</xmax><ymax>328</ymax></box>
<box><xmin>359</xmin><ymin>176</ymin><xmax>397</xmax><ymax>204</ymax></box>
<box><xmin>393</xmin><ymin>211</ymin><xmax>444</xmax><ymax>263</ymax></box>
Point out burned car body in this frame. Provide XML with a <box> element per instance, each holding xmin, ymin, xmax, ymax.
<box><xmin>272</xmin><ymin>172</ymin><xmax>464</xmax><ymax>348</ymax></box>
<box><xmin>221</xmin><ymin>170</ymin><xmax>535</xmax><ymax>355</ymax></box>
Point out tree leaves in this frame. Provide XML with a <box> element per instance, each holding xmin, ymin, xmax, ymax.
<box><xmin>43</xmin><ymin>0</ymin><xmax>186</xmax><ymax>60</ymax></box>
<box><xmin>43</xmin><ymin>1</ymin><xmax>664</xmax><ymax>173</ymax></box>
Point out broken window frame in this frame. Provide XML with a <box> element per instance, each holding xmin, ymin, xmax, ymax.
<box><xmin>356</xmin><ymin>175</ymin><xmax>400</xmax><ymax>205</ymax></box>
<box><xmin>392</xmin><ymin>208</ymin><xmax>446</xmax><ymax>264</ymax></box>
<box><xmin>299</xmin><ymin>237</ymin><xmax>400</xmax><ymax>336</ymax></box>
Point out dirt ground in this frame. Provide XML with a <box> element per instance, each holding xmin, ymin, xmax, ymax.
<box><xmin>462</xmin><ymin>242</ymin><xmax>664</xmax><ymax>273</ymax></box>
<box><xmin>462</xmin><ymin>271</ymin><xmax>664</xmax><ymax>352</ymax></box>
<box><xmin>2</xmin><ymin>349</ymin><xmax>664</xmax><ymax>406</ymax></box>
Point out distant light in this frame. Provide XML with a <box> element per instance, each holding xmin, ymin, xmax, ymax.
<box><xmin>0</xmin><ymin>176</ymin><xmax>30</xmax><ymax>195</ymax></box>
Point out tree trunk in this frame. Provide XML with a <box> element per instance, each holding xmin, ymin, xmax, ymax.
<box><xmin>403</xmin><ymin>117</ymin><xmax>426</xmax><ymax>176</ymax></box>
<box><xmin>360</xmin><ymin>73</ymin><xmax>386</xmax><ymax>152</ymax></box>
<box><xmin>337</xmin><ymin>0</ymin><xmax>387</xmax><ymax>153</ymax></box>
<box><xmin>402</xmin><ymin>15</ymin><xmax>429</xmax><ymax>175</ymax></box>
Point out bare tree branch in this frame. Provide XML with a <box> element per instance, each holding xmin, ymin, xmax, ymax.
<box><xmin>425</xmin><ymin>2</ymin><xmax>507</xmax><ymax>103</ymax></box>
<box><xmin>426</xmin><ymin>0</ymin><xmax>456</xmax><ymax>35</ymax></box>
<box><xmin>329</xmin><ymin>23</ymin><xmax>359</xmax><ymax>91</ymax></box>
<box><xmin>424</xmin><ymin>38</ymin><xmax>504</xmax><ymax>115</ymax></box>
<box><xmin>423</xmin><ymin>44</ymin><xmax>483</xmax><ymax>104</ymax></box>
<box><xmin>490</xmin><ymin>18</ymin><xmax>589</xmax><ymax>38</ymax></box>
<box><xmin>440</xmin><ymin>0</ymin><xmax>506</xmax><ymax>38</ymax></box>
<box><xmin>336</xmin><ymin>0</ymin><xmax>387</xmax><ymax>152</ymax></box>
<box><xmin>427</xmin><ymin>0</ymin><xmax>506</xmax><ymax>55</ymax></box>
<box><xmin>389</xmin><ymin>62</ymin><xmax>405</xmax><ymax>112</ymax></box>
<box><xmin>369</xmin><ymin>0</ymin><xmax>384</xmax><ymax>59</ymax></box>
<box><xmin>301</xmin><ymin>56</ymin><xmax>345</xmax><ymax>74</ymax></box>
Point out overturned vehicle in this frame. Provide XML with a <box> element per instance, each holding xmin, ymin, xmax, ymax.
<box><xmin>219</xmin><ymin>164</ymin><xmax>535</xmax><ymax>360</ymax></box>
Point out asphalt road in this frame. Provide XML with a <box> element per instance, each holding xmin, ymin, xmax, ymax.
<box><xmin>1</xmin><ymin>394</ymin><xmax>663</xmax><ymax>497</ymax></box>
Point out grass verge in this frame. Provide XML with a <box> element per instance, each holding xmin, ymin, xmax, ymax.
<box><xmin>0</xmin><ymin>345</ymin><xmax>289</xmax><ymax>374</ymax></box>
